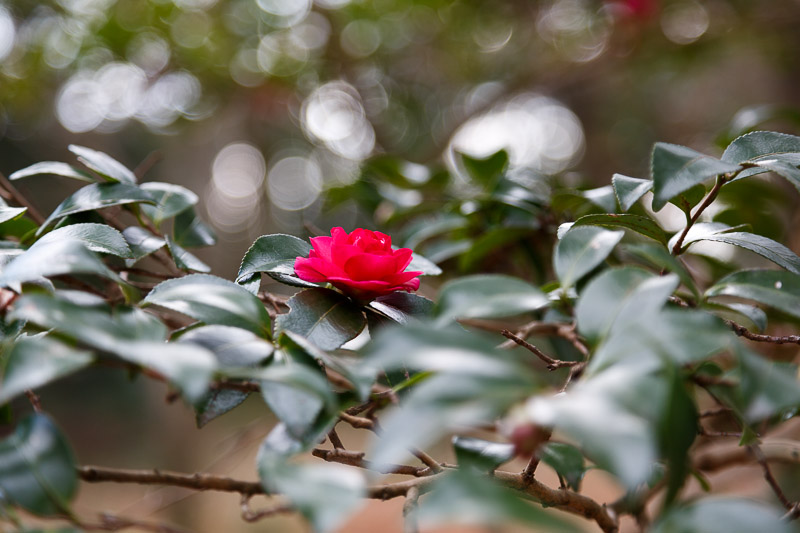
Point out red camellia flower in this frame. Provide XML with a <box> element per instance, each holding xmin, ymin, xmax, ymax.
<box><xmin>294</xmin><ymin>227</ymin><xmax>422</xmax><ymax>302</ymax></box>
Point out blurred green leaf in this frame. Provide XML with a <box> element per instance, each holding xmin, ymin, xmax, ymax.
<box><xmin>122</xmin><ymin>226</ymin><xmax>166</xmax><ymax>266</ymax></box>
<box><xmin>38</xmin><ymin>183</ymin><xmax>155</xmax><ymax>234</ymax></box>
<box><xmin>706</xmin><ymin>269</ymin><xmax>800</xmax><ymax>320</ymax></box>
<box><xmin>612</xmin><ymin>174</ymin><xmax>652</xmax><ymax>212</ymax></box>
<box><xmin>68</xmin><ymin>145</ymin><xmax>136</xmax><ymax>184</ymax></box>
<box><xmin>652</xmin><ymin>498</ymin><xmax>790</xmax><ymax>533</ymax></box>
<box><xmin>407</xmin><ymin>250</ymin><xmax>442</xmax><ymax>275</ymax></box>
<box><xmin>275</xmin><ymin>288</ymin><xmax>365</xmax><ymax>351</ymax></box>
<box><xmin>369</xmin><ymin>292</ymin><xmax>433</xmax><ymax>324</ymax></box>
<box><xmin>459</xmin><ymin>149</ymin><xmax>508</xmax><ymax>191</ymax></box>
<box><xmin>36</xmin><ymin>223</ymin><xmax>133</xmax><ymax>258</ymax></box>
<box><xmin>658</xmin><ymin>367</ymin><xmax>698</xmax><ymax>505</ymax></box>
<box><xmin>139</xmin><ymin>182</ymin><xmax>198</xmax><ymax>226</ymax></box>
<box><xmin>236</xmin><ymin>234</ymin><xmax>312</xmax><ymax>283</ymax></box>
<box><xmin>143</xmin><ymin>274</ymin><xmax>271</xmax><ymax>337</ymax></box>
<box><xmin>735</xmin><ymin>346</ymin><xmax>800</xmax><ymax>424</ymax></box>
<box><xmin>580</xmin><ymin>185</ymin><xmax>617</xmax><ymax>212</ymax></box>
<box><xmin>403</xmin><ymin>215</ymin><xmax>469</xmax><ymax>249</ymax></box>
<box><xmin>572</xmin><ymin>214</ymin><xmax>667</xmax><ymax>245</ymax></box>
<box><xmin>9</xmin><ymin>162</ymin><xmax>94</xmax><ymax>183</ymax></box>
<box><xmin>435</xmin><ymin>274</ymin><xmax>548</xmax><ymax>325</ymax></box>
<box><xmin>702</xmin><ymin>302</ymin><xmax>767</xmax><ymax>333</ymax></box>
<box><xmin>0</xmin><ymin>206</ymin><xmax>27</xmax><ymax>225</ymax></box>
<box><xmin>679</xmin><ymin>230</ymin><xmax>800</xmax><ymax>274</ymax></box>
<box><xmin>0</xmin><ymin>414</ymin><xmax>77</xmax><ymax>516</ymax></box>
<box><xmin>554</xmin><ymin>226</ymin><xmax>624</xmax><ymax>290</ymax></box>
<box><xmin>165</xmin><ymin>236</ymin><xmax>210</xmax><ymax>272</ymax></box>
<box><xmin>172</xmin><ymin>208</ymin><xmax>216</xmax><ymax>248</ymax></box>
<box><xmin>0</xmin><ymin>337</ymin><xmax>93</xmax><ymax>405</ymax></box>
<box><xmin>452</xmin><ymin>436</ymin><xmax>515</xmax><ymax>471</ymax></box>
<box><xmin>651</xmin><ymin>143</ymin><xmax>740</xmax><ymax>211</ymax></box>
<box><xmin>540</xmin><ymin>443</ymin><xmax>587</xmax><ymax>491</ymax></box>
<box><xmin>621</xmin><ymin>243</ymin><xmax>699</xmax><ymax>299</ymax></box>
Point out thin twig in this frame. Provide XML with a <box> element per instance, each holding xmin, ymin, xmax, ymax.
<box><xmin>78</xmin><ymin>466</ymin><xmax>265</xmax><ymax>495</ymax></box>
<box><xmin>311</xmin><ymin>448</ymin><xmax>433</xmax><ymax>477</ymax></box>
<box><xmin>410</xmin><ymin>447</ymin><xmax>443</xmax><ymax>473</ymax></box>
<box><xmin>339</xmin><ymin>411</ymin><xmax>376</xmax><ymax>430</ymax></box>
<box><xmin>750</xmin><ymin>444</ymin><xmax>794</xmax><ymax>511</ymax></box>
<box><xmin>521</xmin><ymin>428</ymin><xmax>553</xmax><ymax>483</ymax></box>
<box><xmin>25</xmin><ymin>390</ymin><xmax>42</xmax><ymax>412</ymax></box>
<box><xmin>327</xmin><ymin>427</ymin><xmax>345</xmax><ymax>449</ymax></box>
<box><xmin>403</xmin><ymin>486</ymin><xmax>420</xmax><ymax>533</ymax></box>
<box><xmin>239</xmin><ymin>494</ymin><xmax>293</xmax><ymax>523</ymax></box>
<box><xmin>0</xmin><ymin>171</ymin><xmax>46</xmax><ymax>225</ymax></box>
<box><xmin>134</xmin><ymin>151</ymin><xmax>162</xmax><ymax>180</ymax></box>
<box><xmin>727</xmin><ymin>320</ymin><xmax>800</xmax><ymax>345</ymax></box>
<box><xmin>501</xmin><ymin>330</ymin><xmax>581</xmax><ymax>371</ymax></box>
<box><xmin>672</xmin><ymin>175</ymin><xmax>728</xmax><ymax>255</ymax></box>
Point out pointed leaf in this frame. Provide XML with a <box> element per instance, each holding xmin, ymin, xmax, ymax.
<box><xmin>36</xmin><ymin>223</ymin><xmax>133</xmax><ymax>258</ymax></box>
<box><xmin>172</xmin><ymin>207</ymin><xmax>216</xmax><ymax>248</ymax></box>
<box><xmin>540</xmin><ymin>443</ymin><xmax>587</xmax><ymax>491</ymax></box>
<box><xmin>554</xmin><ymin>227</ymin><xmax>624</xmax><ymax>289</ymax></box>
<box><xmin>572</xmin><ymin>214</ymin><xmax>667</xmax><ymax>245</ymax></box>
<box><xmin>68</xmin><ymin>145</ymin><xmax>136</xmax><ymax>183</ymax></box>
<box><xmin>143</xmin><ymin>274</ymin><xmax>271</xmax><ymax>337</ymax></box>
<box><xmin>369</xmin><ymin>292</ymin><xmax>433</xmax><ymax>324</ymax></box>
<box><xmin>706</xmin><ymin>269</ymin><xmax>800</xmax><ymax>320</ymax></box>
<box><xmin>681</xmin><ymin>231</ymin><xmax>800</xmax><ymax>274</ymax></box>
<box><xmin>166</xmin><ymin>236</ymin><xmax>210</xmax><ymax>272</ymax></box>
<box><xmin>122</xmin><ymin>226</ymin><xmax>166</xmax><ymax>266</ymax></box>
<box><xmin>0</xmin><ymin>414</ymin><xmax>77</xmax><ymax>515</ymax></box>
<box><xmin>612</xmin><ymin>174</ymin><xmax>652</xmax><ymax>212</ymax></box>
<box><xmin>651</xmin><ymin>143</ymin><xmax>740</xmax><ymax>211</ymax></box>
<box><xmin>9</xmin><ymin>161</ymin><xmax>94</xmax><ymax>183</ymax></box>
<box><xmin>38</xmin><ymin>183</ymin><xmax>155</xmax><ymax>234</ymax></box>
<box><xmin>435</xmin><ymin>274</ymin><xmax>548</xmax><ymax>325</ymax></box>
<box><xmin>275</xmin><ymin>288</ymin><xmax>366</xmax><ymax>351</ymax></box>
<box><xmin>722</xmin><ymin>131</ymin><xmax>800</xmax><ymax>184</ymax></box>
<box><xmin>237</xmin><ymin>234</ymin><xmax>312</xmax><ymax>282</ymax></box>
<box><xmin>139</xmin><ymin>182</ymin><xmax>198</xmax><ymax>225</ymax></box>
<box><xmin>0</xmin><ymin>337</ymin><xmax>93</xmax><ymax>405</ymax></box>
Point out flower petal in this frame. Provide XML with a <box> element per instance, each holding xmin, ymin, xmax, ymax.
<box><xmin>309</xmin><ymin>236</ymin><xmax>334</xmax><ymax>262</ymax></box>
<box><xmin>344</xmin><ymin>253</ymin><xmax>399</xmax><ymax>281</ymax></box>
<box><xmin>392</xmin><ymin>247</ymin><xmax>413</xmax><ymax>271</ymax></box>
<box><xmin>294</xmin><ymin>257</ymin><xmax>328</xmax><ymax>282</ymax></box>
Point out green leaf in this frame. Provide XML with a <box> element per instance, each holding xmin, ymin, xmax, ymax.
<box><xmin>0</xmin><ymin>206</ymin><xmax>27</xmax><ymax>225</ymax></box>
<box><xmin>68</xmin><ymin>145</ymin><xmax>136</xmax><ymax>183</ymax></box>
<box><xmin>435</xmin><ymin>274</ymin><xmax>548</xmax><ymax>325</ymax></box>
<box><xmin>0</xmin><ymin>240</ymin><xmax>123</xmax><ymax>288</ymax></box>
<box><xmin>9</xmin><ymin>162</ymin><xmax>94</xmax><ymax>183</ymax></box>
<box><xmin>416</xmin><ymin>470</ymin><xmax>573</xmax><ymax>531</ymax></box>
<box><xmin>275</xmin><ymin>288</ymin><xmax>366</xmax><ymax>351</ymax></box>
<box><xmin>669</xmin><ymin>183</ymin><xmax>707</xmax><ymax>214</ymax></box>
<box><xmin>652</xmin><ymin>498</ymin><xmax>791</xmax><ymax>533</ymax></box>
<box><xmin>680</xmin><ymin>230</ymin><xmax>800</xmax><ymax>274</ymax></box>
<box><xmin>621</xmin><ymin>243</ymin><xmax>699</xmax><ymax>299</ymax></box>
<box><xmin>144</xmin><ymin>274</ymin><xmax>271</xmax><ymax>337</ymax></box>
<box><xmin>658</xmin><ymin>367</ymin><xmax>698</xmax><ymax>505</ymax></box>
<box><xmin>258</xmin><ymin>460</ymin><xmax>364</xmax><ymax>533</ymax></box>
<box><xmin>736</xmin><ymin>346</ymin><xmax>800</xmax><ymax>423</ymax></box>
<box><xmin>237</xmin><ymin>234</ymin><xmax>312</xmax><ymax>283</ymax></box>
<box><xmin>172</xmin><ymin>207</ymin><xmax>216</xmax><ymax>248</ymax></box>
<box><xmin>165</xmin><ymin>236</ymin><xmax>210</xmax><ymax>272</ymax></box>
<box><xmin>38</xmin><ymin>183</ymin><xmax>155</xmax><ymax>234</ymax></box>
<box><xmin>0</xmin><ymin>414</ymin><xmax>77</xmax><ymax>516</ymax></box>
<box><xmin>407</xmin><ymin>250</ymin><xmax>442</xmax><ymax>276</ymax></box>
<box><xmin>178</xmin><ymin>325</ymin><xmax>274</xmax><ymax>427</ymax></box>
<box><xmin>612</xmin><ymin>174</ymin><xmax>652</xmax><ymax>212</ymax></box>
<box><xmin>403</xmin><ymin>214</ymin><xmax>469</xmax><ymax>249</ymax></box>
<box><xmin>369</xmin><ymin>292</ymin><xmax>433</xmax><ymax>324</ymax></box>
<box><xmin>539</xmin><ymin>443</ymin><xmax>587</xmax><ymax>491</ymax></box>
<box><xmin>572</xmin><ymin>214</ymin><xmax>667</xmax><ymax>244</ymax></box>
<box><xmin>452</xmin><ymin>436</ymin><xmax>515</xmax><ymax>471</ymax></box>
<box><xmin>554</xmin><ymin>227</ymin><xmax>624</xmax><ymax>289</ymax></box>
<box><xmin>703</xmin><ymin>302</ymin><xmax>767</xmax><ymax>333</ymax></box>
<box><xmin>0</xmin><ymin>337</ymin><xmax>93</xmax><ymax>405</ymax></box>
<box><xmin>459</xmin><ymin>149</ymin><xmax>508</xmax><ymax>190</ymax></box>
<box><xmin>651</xmin><ymin>143</ymin><xmax>741</xmax><ymax>211</ymax></box>
<box><xmin>36</xmin><ymin>223</ymin><xmax>133</xmax><ymax>258</ymax></box>
<box><xmin>122</xmin><ymin>227</ymin><xmax>166</xmax><ymax>266</ymax></box>
<box><xmin>580</xmin><ymin>185</ymin><xmax>617</xmax><ymax>212</ymax></box>
<box><xmin>706</xmin><ymin>269</ymin><xmax>800</xmax><ymax>320</ymax></box>
<box><xmin>139</xmin><ymin>182</ymin><xmax>198</xmax><ymax>225</ymax></box>
<box><xmin>722</xmin><ymin>130</ymin><xmax>800</xmax><ymax>183</ymax></box>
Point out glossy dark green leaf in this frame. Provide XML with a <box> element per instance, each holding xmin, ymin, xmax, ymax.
<box><xmin>139</xmin><ymin>182</ymin><xmax>198</xmax><ymax>225</ymax></box>
<box><xmin>452</xmin><ymin>436</ymin><xmax>515</xmax><ymax>471</ymax></box>
<box><xmin>143</xmin><ymin>274</ymin><xmax>271</xmax><ymax>337</ymax></box>
<box><xmin>435</xmin><ymin>274</ymin><xmax>548</xmax><ymax>324</ymax></box>
<box><xmin>178</xmin><ymin>325</ymin><xmax>274</xmax><ymax>427</ymax></box>
<box><xmin>706</xmin><ymin>269</ymin><xmax>800</xmax><ymax>320</ymax></box>
<box><xmin>652</xmin><ymin>498</ymin><xmax>790</xmax><ymax>533</ymax></box>
<box><xmin>621</xmin><ymin>243</ymin><xmax>699</xmax><ymax>299</ymax></box>
<box><xmin>68</xmin><ymin>145</ymin><xmax>136</xmax><ymax>183</ymax></box>
<box><xmin>703</xmin><ymin>302</ymin><xmax>767</xmax><ymax>333</ymax></box>
<box><xmin>612</xmin><ymin>174</ymin><xmax>652</xmax><ymax>212</ymax></box>
<box><xmin>555</xmin><ymin>226</ymin><xmax>624</xmax><ymax>290</ymax></box>
<box><xmin>540</xmin><ymin>443</ymin><xmax>587</xmax><ymax>491</ymax></box>
<box><xmin>651</xmin><ymin>143</ymin><xmax>740</xmax><ymax>211</ymax></box>
<box><xmin>416</xmin><ymin>470</ymin><xmax>572</xmax><ymax>531</ymax></box>
<box><xmin>580</xmin><ymin>185</ymin><xmax>617</xmax><ymax>212</ymax></box>
<box><xmin>275</xmin><ymin>288</ymin><xmax>365</xmax><ymax>351</ymax></box>
<box><xmin>0</xmin><ymin>240</ymin><xmax>123</xmax><ymax>288</ymax></box>
<box><xmin>236</xmin><ymin>234</ymin><xmax>312</xmax><ymax>282</ymax></box>
<box><xmin>722</xmin><ymin>131</ymin><xmax>800</xmax><ymax>183</ymax></box>
<box><xmin>658</xmin><ymin>367</ymin><xmax>698</xmax><ymax>505</ymax></box>
<box><xmin>0</xmin><ymin>414</ymin><xmax>77</xmax><ymax>516</ymax></box>
<box><xmin>669</xmin><ymin>183</ymin><xmax>707</xmax><ymax>214</ymax></box>
<box><xmin>166</xmin><ymin>236</ymin><xmax>209</xmax><ymax>272</ymax></box>
<box><xmin>36</xmin><ymin>223</ymin><xmax>133</xmax><ymax>258</ymax></box>
<box><xmin>572</xmin><ymin>214</ymin><xmax>667</xmax><ymax>244</ymax></box>
<box><xmin>9</xmin><ymin>161</ymin><xmax>94</xmax><ymax>183</ymax></box>
<box><xmin>122</xmin><ymin>226</ymin><xmax>166</xmax><ymax>266</ymax></box>
<box><xmin>369</xmin><ymin>292</ymin><xmax>433</xmax><ymax>324</ymax></box>
<box><xmin>0</xmin><ymin>337</ymin><xmax>93</xmax><ymax>405</ymax></box>
<box><xmin>172</xmin><ymin>208</ymin><xmax>216</xmax><ymax>248</ymax></box>
<box><xmin>680</xmin><ymin>230</ymin><xmax>800</xmax><ymax>274</ymax></box>
<box><xmin>38</xmin><ymin>183</ymin><xmax>155</xmax><ymax>234</ymax></box>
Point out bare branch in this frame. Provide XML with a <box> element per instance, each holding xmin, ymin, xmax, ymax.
<box><xmin>750</xmin><ymin>444</ymin><xmax>795</xmax><ymax>511</ymax></box>
<box><xmin>403</xmin><ymin>486</ymin><xmax>420</xmax><ymax>533</ymax></box>
<box><xmin>240</xmin><ymin>494</ymin><xmax>293</xmax><ymax>523</ymax></box>
<box><xmin>727</xmin><ymin>320</ymin><xmax>800</xmax><ymax>346</ymax></box>
<box><xmin>77</xmin><ymin>465</ymin><xmax>264</xmax><ymax>495</ymax></box>
<box><xmin>500</xmin><ymin>330</ymin><xmax>580</xmax><ymax>371</ymax></box>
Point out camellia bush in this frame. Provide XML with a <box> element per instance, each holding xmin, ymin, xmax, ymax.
<box><xmin>3</xmin><ymin>131</ymin><xmax>800</xmax><ymax>532</ymax></box>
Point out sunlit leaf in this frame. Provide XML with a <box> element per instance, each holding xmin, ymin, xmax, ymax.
<box><xmin>9</xmin><ymin>161</ymin><xmax>94</xmax><ymax>183</ymax></box>
<box><xmin>140</xmin><ymin>182</ymin><xmax>198</xmax><ymax>225</ymax></box>
<box><xmin>36</xmin><ymin>223</ymin><xmax>133</xmax><ymax>258</ymax></box>
<box><xmin>68</xmin><ymin>145</ymin><xmax>137</xmax><ymax>183</ymax></box>
<box><xmin>612</xmin><ymin>174</ymin><xmax>652</xmax><ymax>212</ymax></box>
<box><xmin>554</xmin><ymin>226</ymin><xmax>624</xmax><ymax>290</ymax></box>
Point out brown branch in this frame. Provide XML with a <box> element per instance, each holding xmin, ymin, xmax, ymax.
<box><xmin>672</xmin><ymin>175</ymin><xmax>728</xmax><ymax>256</ymax></box>
<box><xmin>0</xmin><ymin>171</ymin><xmax>46</xmax><ymax>225</ymax></box>
<box><xmin>77</xmin><ymin>466</ymin><xmax>265</xmax><ymax>495</ymax></box>
<box><xmin>25</xmin><ymin>390</ymin><xmax>42</xmax><ymax>412</ymax></box>
<box><xmin>699</xmin><ymin>406</ymin><xmax>732</xmax><ymax>418</ymax></box>
<box><xmin>311</xmin><ymin>448</ymin><xmax>431</xmax><ymax>477</ymax></box>
<box><xmin>410</xmin><ymin>447</ymin><xmax>443</xmax><ymax>473</ymax></box>
<box><xmin>240</xmin><ymin>494</ymin><xmax>293</xmax><ymax>523</ymax></box>
<box><xmin>694</xmin><ymin>438</ymin><xmax>800</xmax><ymax>472</ymax></box>
<box><xmin>750</xmin><ymin>444</ymin><xmax>794</xmax><ymax>511</ymax></box>
<box><xmin>521</xmin><ymin>428</ymin><xmax>553</xmax><ymax>483</ymax></box>
<box><xmin>500</xmin><ymin>330</ymin><xmax>580</xmax><ymax>371</ymax></box>
<box><xmin>339</xmin><ymin>411</ymin><xmax>376</xmax><ymax>430</ymax></box>
<box><xmin>327</xmin><ymin>427</ymin><xmax>345</xmax><ymax>449</ymax></box>
<box><xmin>727</xmin><ymin>320</ymin><xmax>800</xmax><ymax>345</ymax></box>
<box><xmin>403</xmin><ymin>486</ymin><xmax>420</xmax><ymax>533</ymax></box>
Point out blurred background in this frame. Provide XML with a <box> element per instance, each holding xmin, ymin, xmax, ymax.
<box><xmin>4</xmin><ymin>0</ymin><xmax>800</xmax><ymax>531</ymax></box>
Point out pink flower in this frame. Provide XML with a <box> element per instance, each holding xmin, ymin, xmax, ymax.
<box><xmin>294</xmin><ymin>227</ymin><xmax>422</xmax><ymax>302</ymax></box>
